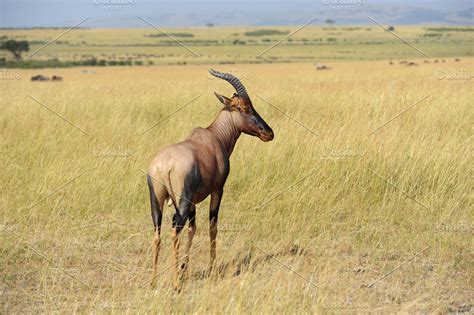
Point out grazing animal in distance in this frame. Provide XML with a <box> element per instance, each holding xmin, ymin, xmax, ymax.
<box><xmin>52</xmin><ymin>75</ymin><xmax>63</xmax><ymax>81</ymax></box>
<box><xmin>147</xmin><ymin>69</ymin><xmax>274</xmax><ymax>289</ymax></box>
<box><xmin>315</xmin><ymin>63</ymin><xmax>331</xmax><ymax>70</ymax></box>
<box><xmin>31</xmin><ymin>75</ymin><xmax>49</xmax><ymax>81</ymax></box>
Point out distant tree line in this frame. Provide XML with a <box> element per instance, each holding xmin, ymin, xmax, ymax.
<box><xmin>244</xmin><ymin>29</ymin><xmax>290</xmax><ymax>36</ymax></box>
<box><xmin>145</xmin><ymin>32</ymin><xmax>194</xmax><ymax>38</ymax></box>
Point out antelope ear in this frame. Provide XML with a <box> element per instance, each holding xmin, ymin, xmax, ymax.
<box><xmin>214</xmin><ymin>92</ymin><xmax>232</xmax><ymax>107</ymax></box>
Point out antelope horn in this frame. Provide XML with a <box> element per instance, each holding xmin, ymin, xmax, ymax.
<box><xmin>209</xmin><ymin>69</ymin><xmax>248</xmax><ymax>98</ymax></box>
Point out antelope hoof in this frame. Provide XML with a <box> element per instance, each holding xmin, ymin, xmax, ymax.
<box><xmin>173</xmin><ymin>279</ymin><xmax>184</xmax><ymax>292</ymax></box>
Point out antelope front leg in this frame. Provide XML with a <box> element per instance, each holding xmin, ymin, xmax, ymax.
<box><xmin>209</xmin><ymin>189</ymin><xmax>223</xmax><ymax>272</ymax></box>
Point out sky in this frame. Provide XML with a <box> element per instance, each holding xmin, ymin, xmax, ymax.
<box><xmin>0</xmin><ymin>0</ymin><xmax>472</xmax><ymax>28</ymax></box>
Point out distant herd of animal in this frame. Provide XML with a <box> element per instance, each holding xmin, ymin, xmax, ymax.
<box><xmin>389</xmin><ymin>58</ymin><xmax>461</xmax><ymax>66</ymax></box>
<box><xmin>314</xmin><ymin>58</ymin><xmax>461</xmax><ymax>70</ymax></box>
<box><xmin>31</xmin><ymin>75</ymin><xmax>62</xmax><ymax>81</ymax></box>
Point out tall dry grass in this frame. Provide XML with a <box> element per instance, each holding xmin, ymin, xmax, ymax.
<box><xmin>1</xmin><ymin>59</ymin><xmax>472</xmax><ymax>313</ymax></box>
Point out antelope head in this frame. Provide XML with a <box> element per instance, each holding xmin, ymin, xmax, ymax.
<box><xmin>209</xmin><ymin>69</ymin><xmax>274</xmax><ymax>142</ymax></box>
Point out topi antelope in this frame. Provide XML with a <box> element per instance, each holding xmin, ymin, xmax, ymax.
<box><xmin>147</xmin><ymin>69</ymin><xmax>274</xmax><ymax>289</ymax></box>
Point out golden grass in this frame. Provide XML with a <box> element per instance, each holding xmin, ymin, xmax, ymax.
<box><xmin>1</xmin><ymin>58</ymin><xmax>473</xmax><ymax>313</ymax></box>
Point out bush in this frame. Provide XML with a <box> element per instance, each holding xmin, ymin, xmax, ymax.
<box><xmin>1</xmin><ymin>39</ymin><xmax>29</xmax><ymax>59</ymax></box>
<box><xmin>233</xmin><ymin>39</ymin><xmax>246</xmax><ymax>45</ymax></box>
<box><xmin>145</xmin><ymin>32</ymin><xmax>194</xmax><ymax>38</ymax></box>
<box><xmin>244</xmin><ymin>29</ymin><xmax>289</xmax><ymax>36</ymax></box>
<box><xmin>83</xmin><ymin>58</ymin><xmax>97</xmax><ymax>66</ymax></box>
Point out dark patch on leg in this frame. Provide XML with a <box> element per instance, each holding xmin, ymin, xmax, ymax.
<box><xmin>147</xmin><ymin>174</ymin><xmax>162</xmax><ymax>229</ymax></box>
<box><xmin>172</xmin><ymin>212</ymin><xmax>185</xmax><ymax>233</ymax></box>
<box><xmin>189</xmin><ymin>207</ymin><xmax>196</xmax><ymax>227</ymax></box>
<box><xmin>209</xmin><ymin>188</ymin><xmax>223</xmax><ymax>224</ymax></box>
<box><xmin>175</xmin><ymin>164</ymin><xmax>201</xmax><ymax>231</ymax></box>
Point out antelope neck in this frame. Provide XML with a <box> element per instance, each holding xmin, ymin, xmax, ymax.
<box><xmin>207</xmin><ymin>110</ymin><xmax>241</xmax><ymax>156</ymax></box>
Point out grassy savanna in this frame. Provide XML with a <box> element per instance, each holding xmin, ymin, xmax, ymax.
<box><xmin>1</xmin><ymin>26</ymin><xmax>473</xmax><ymax>66</ymax></box>
<box><xmin>1</xmin><ymin>58</ymin><xmax>473</xmax><ymax>313</ymax></box>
